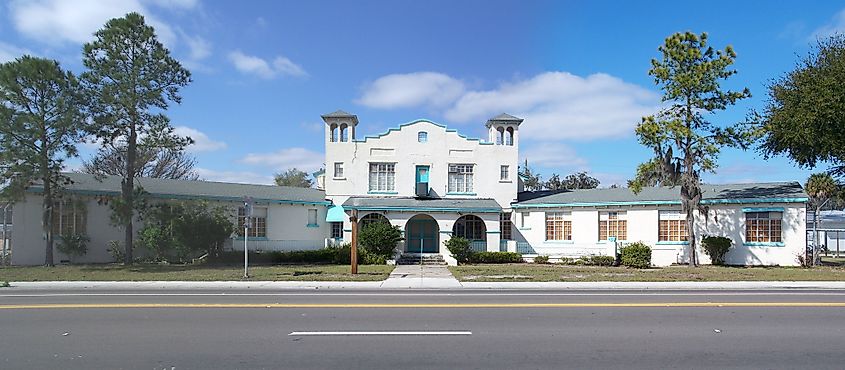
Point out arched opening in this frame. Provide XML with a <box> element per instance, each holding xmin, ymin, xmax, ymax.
<box><xmin>505</xmin><ymin>127</ymin><xmax>514</xmax><ymax>146</ymax></box>
<box><xmin>360</xmin><ymin>212</ymin><xmax>389</xmax><ymax>230</ymax></box>
<box><xmin>405</xmin><ymin>214</ymin><xmax>439</xmax><ymax>253</ymax></box>
<box><xmin>340</xmin><ymin>124</ymin><xmax>348</xmax><ymax>142</ymax></box>
<box><xmin>496</xmin><ymin>127</ymin><xmax>504</xmax><ymax>145</ymax></box>
<box><xmin>453</xmin><ymin>215</ymin><xmax>486</xmax><ymax>241</ymax></box>
<box><xmin>330</xmin><ymin>124</ymin><xmax>339</xmax><ymax>142</ymax></box>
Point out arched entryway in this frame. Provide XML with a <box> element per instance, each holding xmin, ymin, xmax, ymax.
<box><xmin>360</xmin><ymin>212</ymin><xmax>389</xmax><ymax>230</ymax></box>
<box><xmin>453</xmin><ymin>215</ymin><xmax>486</xmax><ymax>240</ymax></box>
<box><xmin>405</xmin><ymin>214</ymin><xmax>439</xmax><ymax>253</ymax></box>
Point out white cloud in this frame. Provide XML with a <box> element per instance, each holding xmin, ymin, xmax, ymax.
<box><xmin>194</xmin><ymin>168</ymin><xmax>274</xmax><ymax>185</ymax></box>
<box><xmin>445</xmin><ymin>72</ymin><xmax>658</xmax><ymax>141</ymax></box>
<box><xmin>147</xmin><ymin>0</ymin><xmax>199</xmax><ymax>10</ymax></box>
<box><xmin>357</xmin><ymin>72</ymin><xmax>466</xmax><ymax>109</ymax></box>
<box><xmin>240</xmin><ymin>147</ymin><xmax>323</xmax><ymax>172</ymax></box>
<box><xmin>812</xmin><ymin>8</ymin><xmax>845</xmax><ymax>40</ymax></box>
<box><xmin>0</xmin><ymin>42</ymin><xmax>32</xmax><ymax>62</ymax></box>
<box><xmin>7</xmin><ymin>0</ymin><xmax>180</xmax><ymax>45</ymax></box>
<box><xmin>178</xmin><ymin>29</ymin><xmax>211</xmax><ymax>61</ymax></box>
<box><xmin>519</xmin><ymin>142</ymin><xmax>588</xmax><ymax>170</ymax></box>
<box><xmin>173</xmin><ymin>126</ymin><xmax>227</xmax><ymax>152</ymax></box>
<box><xmin>228</xmin><ymin>50</ymin><xmax>307</xmax><ymax>79</ymax></box>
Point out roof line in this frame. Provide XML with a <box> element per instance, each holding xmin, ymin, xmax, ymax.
<box><xmin>26</xmin><ymin>187</ymin><xmax>332</xmax><ymax>206</ymax></box>
<box><xmin>352</xmin><ymin>119</ymin><xmax>493</xmax><ymax>145</ymax></box>
<box><xmin>512</xmin><ymin>197</ymin><xmax>809</xmax><ymax>208</ymax></box>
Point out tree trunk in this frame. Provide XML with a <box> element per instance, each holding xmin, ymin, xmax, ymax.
<box><xmin>42</xmin><ymin>177</ymin><xmax>54</xmax><ymax>267</ymax></box>
<box><xmin>813</xmin><ymin>207</ymin><xmax>820</xmax><ymax>266</ymax></box>
<box><xmin>686</xmin><ymin>210</ymin><xmax>697</xmax><ymax>267</ymax></box>
<box><xmin>123</xmin><ymin>124</ymin><xmax>138</xmax><ymax>265</ymax></box>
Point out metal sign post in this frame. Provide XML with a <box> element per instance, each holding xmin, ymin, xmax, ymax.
<box><xmin>609</xmin><ymin>236</ymin><xmax>619</xmax><ymax>266</ymax></box>
<box><xmin>243</xmin><ymin>197</ymin><xmax>253</xmax><ymax>279</ymax></box>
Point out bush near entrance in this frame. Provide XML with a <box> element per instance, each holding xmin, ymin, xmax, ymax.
<box><xmin>358</xmin><ymin>222</ymin><xmax>403</xmax><ymax>261</ymax></box>
<box><xmin>445</xmin><ymin>237</ymin><xmax>474</xmax><ymax>264</ymax></box>
<box><xmin>620</xmin><ymin>242</ymin><xmax>652</xmax><ymax>268</ymax></box>
<box><xmin>702</xmin><ymin>236</ymin><xmax>733</xmax><ymax>265</ymax></box>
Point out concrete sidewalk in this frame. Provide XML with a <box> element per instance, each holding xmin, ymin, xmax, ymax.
<box><xmin>7</xmin><ymin>280</ymin><xmax>845</xmax><ymax>290</ymax></box>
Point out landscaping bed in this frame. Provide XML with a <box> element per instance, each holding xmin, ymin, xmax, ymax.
<box><xmin>449</xmin><ymin>264</ymin><xmax>845</xmax><ymax>282</ymax></box>
<box><xmin>0</xmin><ymin>264</ymin><xmax>393</xmax><ymax>282</ymax></box>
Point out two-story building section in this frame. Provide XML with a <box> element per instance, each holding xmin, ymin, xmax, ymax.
<box><xmin>322</xmin><ymin>110</ymin><xmax>521</xmax><ymax>264</ymax></box>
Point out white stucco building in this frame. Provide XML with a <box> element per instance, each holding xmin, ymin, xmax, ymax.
<box><xmin>7</xmin><ymin>110</ymin><xmax>809</xmax><ymax>267</ymax></box>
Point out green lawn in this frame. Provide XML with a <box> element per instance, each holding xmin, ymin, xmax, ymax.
<box><xmin>449</xmin><ymin>264</ymin><xmax>845</xmax><ymax>282</ymax></box>
<box><xmin>0</xmin><ymin>264</ymin><xmax>394</xmax><ymax>282</ymax></box>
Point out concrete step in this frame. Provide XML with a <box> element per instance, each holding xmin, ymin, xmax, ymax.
<box><xmin>396</xmin><ymin>254</ymin><xmax>447</xmax><ymax>265</ymax></box>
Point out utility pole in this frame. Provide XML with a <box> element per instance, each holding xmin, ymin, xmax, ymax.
<box><xmin>350</xmin><ymin>209</ymin><xmax>358</xmax><ymax>275</ymax></box>
<box><xmin>243</xmin><ymin>197</ymin><xmax>253</xmax><ymax>279</ymax></box>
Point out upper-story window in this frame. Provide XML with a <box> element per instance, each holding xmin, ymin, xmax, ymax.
<box><xmin>746</xmin><ymin>211</ymin><xmax>782</xmax><ymax>243</ymax></box>
<box><xmin>496</xmin><ymin>127</ymin><xmax>504</xmax><ymax>145</ymax></box>
<box><xmin>307</xmin><ymin>209</ymin><xmax>318</xmax><ymax>227</ymax></box>
<box><xmin>500</xmin><ymin>165</ymin><xmax>509</xmax><ymax>181</ymax></box>
<box><xmin>448</xmin><ymin>164</ymin><xmax>474</xmax><ymax>193</ymax></box>
<box><xmin>330</xmin><ymin>124</ymin><xmax>339</xmax><ymax>142</ymax></box>
<box><xmin>599</xmin><ymin>211</ymin><xmax>627</xmax><ymax>241</ymax></box>
<box><xmin>340</xmin><ymin>124</ymin><xmax>349</xmax><ymax>142</ymax></box>
<box><xmin>418</xmin><ymin>131</ymin><xmax>428</xmax><ymax>143</ymax></box>
<box><xmin>369</xmin><ymin>163</ymin><xmax>395</xmax><ymax>192</ymax></box>
<box><xmin>505</xmin><ymin>127</ymin><xmax>514</xmax><ymax>146</ymax></box>
<box><xmin>333</xmin><ymin>162</ymin><xmax>344</xmax><ymax>178</ymax></box>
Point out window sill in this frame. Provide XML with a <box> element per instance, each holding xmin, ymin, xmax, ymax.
<box><xmin>367</xmin><ymin>191</ymin><xmax>398</xmax><ymax>195</ymax></box>
<box><xmin>306</xmin><ymin>224</ymin><xmax>319</xmax><ymax>228</ymax></box>
<box><xmin>544</xmin><ymin>240</ymin><xmax>574</xmax><ymax>244</ymax></box>
<box><xmin>744</xmin><ymin>242</ymin><xmax>785</xmax><ymax>247</ymax></box>
<box><xmin>598</xmin><ymin>240</ymin><xmax>628</xmax><ymax>244</ymax></box>
<box><xmin>447</xmin><ymin>192</ymin><xmax>477</xmax><ymax>196</ymax></box>
<box><xmin>517</xmin><ymin>227</ymin><xmax>532</xmax><ymax>231</ymax></box>
<box><xmin>656</xmin><ymin>241</ymin><xmax>690</xmax><ymax>245</ymax></box>
<box><xmin>499</xmin><ymin>180</ymin><xmax>512</xmax><ymax>183</ymax></box>
<box><xmin>333</xmin><ymin>177</ymin><xmax>346</xmax><ymax>181</ymax></box>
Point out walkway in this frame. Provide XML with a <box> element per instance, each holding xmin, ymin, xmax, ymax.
<box><xmin>379</xmin><ymin>264</ymin><xmax>462</xmax><ymax>288</ymax></box>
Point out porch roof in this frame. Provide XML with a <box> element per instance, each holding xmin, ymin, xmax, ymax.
<box><xmin>342</xmin><ymin>197</ymin><xmax>502</xmax><ymax>213</ymax></box>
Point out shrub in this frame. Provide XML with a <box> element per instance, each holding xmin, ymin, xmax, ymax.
<box><xmin>330</xmin><ymin>243</ymin><xmax>386</xmax><ymax>265</ymax></box>
<box><xmin>107</xmin><ymin>240</ymin><xmax>124</xmax><ymax>263</ymax></box>
<box><xmin>620</xmin><ymin>242</ymin><xmax>652</xmax><ymax>268</ymax></box>
<box><xmin>57</xmin><ymin>234</ymin><xmax>90</xmax><ymax>262</ymax></box>
<box><xmin>358</xmin><ymin>222</ymin><xmax>403</xmax><ymax>260</ymax></box>
<box><xmin>702</xmin><ymin>236</ymin><xmax>733</xmax><ymax>265</ymax></box>
<box><xmin>580</xmin><ymin>255</ymin><xmax>614</xmax><ymax>266</ymax></box>
<box><xmin>534</xmin><ymin>255</ymin><xmax>550</xmax><ymax>264</ymax></box>
<box><xmin>468</xmin><ymin>251</ymin><xmax>523</xmax><ymax>264</ymax></box>
<box><xmin>140</xmin><ymin>201</ymin><xmax>236</xmax><ymax>263</ymax></box>
<box><xmin>445</xmin><ymin>237</ymin><xmax>473</xmax><ymax>264</ymax></box>
<box><xmin>559</xmin><ymin>257</ymin><xmax>576</xmax><ymax>265</ymax></box>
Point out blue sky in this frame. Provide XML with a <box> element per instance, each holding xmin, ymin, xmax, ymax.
<box><xmin>1</xmin><ymin>0</ymin><xmax>844</xmax><ymax>186</ymax></box>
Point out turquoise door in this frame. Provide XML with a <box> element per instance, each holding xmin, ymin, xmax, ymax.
<box><xmin>406</xmin><ymin>217</ymin><xmax>439</xmax><ymax>253</ymax></box>
<box><xmin>416</xmin><ymin>165</ymin><xmax>429</xmax><ymax>183</ymax></box>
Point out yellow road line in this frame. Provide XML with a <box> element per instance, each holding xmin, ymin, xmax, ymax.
<box><xmin>2</xmin><ymin>302</ymin><xmax>845</xmax><ymax>309</ymax></box>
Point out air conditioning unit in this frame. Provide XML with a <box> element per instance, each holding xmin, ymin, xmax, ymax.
<box><xmin>416</xmin><ymin>182</ymin><xmax>429</xmax><ymax>198</ymax></box>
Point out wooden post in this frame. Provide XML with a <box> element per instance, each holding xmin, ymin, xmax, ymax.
<box><xmin>350</xmin><ymin>209</ymin><xmax>358</xmax><ymax>275</ymax></box>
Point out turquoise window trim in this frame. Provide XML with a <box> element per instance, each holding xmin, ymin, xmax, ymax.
<box><xmin>544</xmin><ymin>240</ymin><xmax>574</xmax><ymax>244</ymax></box>
<box><xmin>233</xmin><ymin>236</ymin><xmax>268</xmax><ymax>241</ymax></box>
<box><xmin>512</xmin><ymin>197</ymin><xmax>809</xmax><ymax>209</ymax></box>
<box><xmin>656</xmin><ymin>241</ymin><xmax>689</xmax><ymax>245</ymax></box>
<box><xmin>345</xmin><ymin>206</ymin><xmax>501</xmax><ymax>213</ymax></box>
<box><xmin>306</xmin><ymin>223</ymin><xmax>319</xmax><ymax>228</ymax></box>
<box><xmin>598</xmin><ymin>240</ymin><xmax>627</xmax><ymax>244</ymax></box>
<box><xmin>742</xmin><ymin>207</ymin><xmax>785</xmax><ymax>213</ymax></box>
<box><xmin>367</xmin><ymin>191</ymin><xmax>398</xmax><ymax>195</ymax></box>
<box><xmin>447</xmin><ymin>192</ymin><xmax>477</xmax><ymax>196</ymax></box>
<box><xmin>743</xmin><ymin>241</ymin><xmax>785</xmax><ymax>247</ymax></box>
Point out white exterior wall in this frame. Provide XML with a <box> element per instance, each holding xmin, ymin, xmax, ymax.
<box><xmin>514</xmin><ymin>203</ymin><xmax>806</xmax><ymax>267</ymax></box>
<box><xmin>10</xmin><ymin>194</ymin><xmax>331</xmax><ymax>266</ymax></box>
<box><xmin>324</xmin><ymin>120</ymin><xmax>519</xmax><ymax>210</ymax></box>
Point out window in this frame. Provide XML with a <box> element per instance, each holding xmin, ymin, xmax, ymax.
<box><xmin>308</xmin><ymin>209</ymin><xmax>318</xmax><ymax>226</ymax></box>
<box><xmin>453</xmin><ymin>215</ymin><xmax>486</xmax><ymax>241</ymax></box>
<box><xmin>331</xmin><ymin>222</ymin><xmax>343</xmax><ymax>239</ymax></box>
<box><xmin>369</xmin><ymin>163</ymin><xmax>395</xmax><ymax>192</ymax></box>
<box><xmin>51</xmin><ymin>199</ymin><xmax>86</xmax><ymax>236</ymax></box>
<box><xmin>520</xmin><ymin>212</ymin><xmax>529</xmax><ymax>228</ymax></box>
<box><xmin>545</xmin><ymin>212</ymin><xmax>572</xmax><ymax>241</ymax></box>
<box><xmin>360</xmin><ymin>213</ymin><xmax>389</xmax><ymax>229</ymax></box>
<box><xmin>496</xmin><ymin>127</ymin><xmax>504</xmax><ymax>145</ymax></box>
<box><xmin>659</xmin><ymin>210</ymin><xmax>689</xmax><ymax>242</ymax></box>
<box><xmin>500</xmin><ymin>165</ymin><xmax>509</xmax><ymax>181</ymax></box>
<box><xmin>500</xmin><ymin>213</ymin><xmax>512</xmax><ymax>240</ymax></box>
<box><xmin>237</xmin><ymin>206</ymin><xmax>267</xmax><ymax>238</ymax></box>
<box><xmin>746</xmin><ymin>211</ymin><xmax>782</xmax><ymax>243</ymax></box>
<box><xmin>448</xmin><ymin>164</ymin><xmax>474</xmax><ymax>193</ymax></box>
<box><xmin>599</xmin><ymin>211</ymin><xmax>627</xmax><ymax>241</ymax></box>
<box><xmin>418</xmin><ymin>131</ymin><xmax>428</xmax><ymax>142</ymax></box>
<box><xmin>333</xmin><ymin>162</ymin><xmax>344</xmax><ymax>178</ymax></box>
<box><xmin>340</xmin><ymin>124</ymin><xmax>348</xmax><ymax>142</ymax></box>
<box><xmin>505</xmin><ymin>127</ymin><xmax>514</xmax><ymax>146</ymax></box>
<box><xmin>330</xmin><ymin>124</ymin><xmax>338</xmax><ymax>142</ymax></box>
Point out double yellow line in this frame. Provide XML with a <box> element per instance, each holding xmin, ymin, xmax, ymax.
<box><xmin>2</xmin><ymin>302</ymin><xmax>845</xmax><ymax>309</ymax></box>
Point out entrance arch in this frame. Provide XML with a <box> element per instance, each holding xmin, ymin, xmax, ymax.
<box><xmin>405</xmin><ymin>214</ymin><xmax>439</xmax><ymax>253</ymax></box>
<box><xmin>453</xmin><ymin>215</ymin><xmax>487</xmax><ymax>241</ymax></box>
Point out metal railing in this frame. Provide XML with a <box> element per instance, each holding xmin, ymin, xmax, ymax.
<box><xmin>469</xmin><ymin>240</ymin><xmax>487</xmax><ymax>252</ymax></box>
<box><xmin>516</xmin><ymin>241</ymin><xmax>536</xmax><ymax>255</ymax></box>
<box><xmin>499</xmin><ymin>239</ymin><xmax>508</xmax><ymax>252</ymax></box>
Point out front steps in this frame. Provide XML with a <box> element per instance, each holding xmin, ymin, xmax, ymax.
<box><xmin>396</xmin><ymin>253</ymin><xmax>447</xmax><ymax>265</ymax></box>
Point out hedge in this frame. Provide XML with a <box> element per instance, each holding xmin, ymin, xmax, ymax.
<box><xmin>620</xmin><ymin>242</ymin><xmax>652</xmax><ymax>268</ymax></box>
<box><xmin>702</xmin><ymin>236</ymin><xmax>733</xmax><ymax>265</ymax></box>
<box><xmin>468</xmin><ymin>251</ymin><xmax>523</xmax><ymax>264</ymax></box>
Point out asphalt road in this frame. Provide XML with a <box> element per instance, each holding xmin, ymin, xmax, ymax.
<box><xmin>2</xmin><ymin>289</ymin><xmax>845</xmax><ymax>369</ymax></box>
